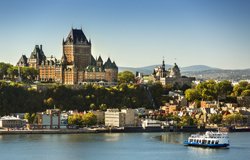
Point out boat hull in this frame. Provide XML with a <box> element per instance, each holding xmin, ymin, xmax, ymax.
<box><xmin>184</xmin><ymin>141</ymin><xmax>229</xmax><ymax>148</ymax></box>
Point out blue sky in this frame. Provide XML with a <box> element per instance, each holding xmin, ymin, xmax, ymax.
<box><xmin>0</xmin><ymin>0</ymin><xmax>249</xmax><ymax>69</ymax></box>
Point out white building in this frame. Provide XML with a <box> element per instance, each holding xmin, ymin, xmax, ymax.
<box><xmin>121</xmin><ymin>108</ymin><xmax>137</xmax><ymax>126</ymax></box>
<box><xmin>141</xmin><ymin>119</ymin><xmax>161</xmax><ymax>129</ymax></box>
<box><xmin>0</xmin><ymin>116</ymin><xmax>26</xmax><ymax>128</ymax></box>
<box><xmin>105</xmin><ymin>109</ymin><xmax>125</xmax><ymax>127</ymax></box>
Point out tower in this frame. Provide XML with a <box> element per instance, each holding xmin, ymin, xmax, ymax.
<box><xmin>62</xmin><ymin>28</ymin><xmax>91</xmax><ymax>70</ymax></box>
<box><xmin>28</xmin><ymin>45</ymin><xmax>46</xmax><ymax>69</ymax></box>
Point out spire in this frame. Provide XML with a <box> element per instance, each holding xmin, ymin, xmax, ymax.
<box><xmin>162</xmin><ymin>56</ymin><xmax>165</xmax><ymax>71</ymax></box>
<box><xmin>97</xmin><ymin>55</ymin><xmax>103</xmax><ymax>62</ymax></box>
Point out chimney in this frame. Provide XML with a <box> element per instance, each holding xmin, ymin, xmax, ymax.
<box><xmin>40</xmin><ymin>45</ymin><xmax>43</xmax><ymax>50</ymax></box>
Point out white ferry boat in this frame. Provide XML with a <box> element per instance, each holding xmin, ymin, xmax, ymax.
<box><xmin>184</xmin><ymin>131</ymin><xmax>229</xmax><ymax>148</ymax></box>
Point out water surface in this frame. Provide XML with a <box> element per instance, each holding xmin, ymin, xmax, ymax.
<box><xmin>0</xmin><ymin>132</ymin><xmax>249</xmax><ymax>160</ymax></box>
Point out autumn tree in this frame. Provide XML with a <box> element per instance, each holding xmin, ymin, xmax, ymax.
<box><xmin>83</xmin><ymin>112</ymin><xmax>97</xmax><ymax>126</ymax></box>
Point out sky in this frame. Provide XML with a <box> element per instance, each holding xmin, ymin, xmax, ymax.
<box><xmin>0</xmin><ymin>0</ymin><xmax>249</xmax><ymax>69</ymax></box>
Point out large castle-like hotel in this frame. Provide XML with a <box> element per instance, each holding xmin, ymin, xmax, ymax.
<box><xmin>17</xmin><ymin>28</ymin><xmax>118</xmax><ymax>85</ymax></box>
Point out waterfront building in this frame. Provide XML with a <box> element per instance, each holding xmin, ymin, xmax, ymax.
<box><xmin>90</xmin><ymin>110</ymin><xmax>105</xmax><ymax>124</ymax></box>
<box><xmin>0</xmin><ymin>116</ymin><xmax>26</xmax><ymax>128</ymax></box>
<box><xmin>121</xmin><ymin>109</ymin><xmax>138</xmax><ymax>126</ymax></box>
<box><xmin>141</xmin><ymin>119</ymin><xmax>161</xmax><ymax>129</ymax></box>
<box><xmin>37</xmin><ymin>109</ymin><xmax>67</xmax><ymax>129</ymax></box>
<box><xmin>17</xmin><ymin>28</ymin><xmax>118</xmax><ymax>85</ymax></box>
<box><xmin>105</xmin><ymin>109</ymin><xmax>125</xmax><ymax>127</ymax></box>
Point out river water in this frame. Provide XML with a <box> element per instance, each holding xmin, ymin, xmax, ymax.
<box><xmin>0</xmin><ymin>132</ymin><xmax>249</xmax><ymax>160</ymax></box>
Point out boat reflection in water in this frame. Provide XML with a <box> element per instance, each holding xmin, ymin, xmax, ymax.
<box><xmin>157</xmin><ymin>132</ymin><xmax>188</xmax><ymax>144</ymax></box>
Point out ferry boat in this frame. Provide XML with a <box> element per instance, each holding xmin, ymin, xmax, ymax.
<box><xmin>184</xmin><ymin>131</ymin><xmax>229</xmax><ymax>148</ymax></box>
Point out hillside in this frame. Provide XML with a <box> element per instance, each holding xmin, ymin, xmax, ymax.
<box><xmin>119</xmin><ymin>64</ymin><xmax>250</xmax><ymax>81</ymax></box>
<box><xmin>119</xmin><ymin>64</ymin><xmax>216</xmax><ymax>75</ymax></box>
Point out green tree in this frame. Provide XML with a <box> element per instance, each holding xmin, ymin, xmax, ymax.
<box><xmin>99</xmin><ymin>103</ymin><xmax>108</xmax><ymax>111</ymax></box>
<box><xmin>241</xmin><ymin>89</ymin><xmax>250</xmax><ymax>96</ymax></box>
<box><xmin>24</xmin><ymin>113</ymin><xmax>36</xmax><ymax>124</ymax></box>
<box><xmin>223</xmin><ymin>113</ymin><xmax>243</xmax><ymax>126</ymax></box>
<box><xmin>216</xmin><ymin>80</ymin><xmax>233</xmax><ymax>98</ymax></box>
<box><xmin>21</xmin><ymin>67</ymin><xmax>39</xmax><ymax>81</ymax></box>
<box><xmin>0</xmin><ymin>62</ymin><xmax>12</xmax><ymax>79</ymax></box>
<box><xmin>239</xmin><ymin>81</ymin><xmax>249</xmax><ymax>88</ymax></box>
<box><xmin>232</xmin><ymin>81</ymin><xmax>249</xmax><ymax>97</ymax></box>
<box><xmin>7</xmin><ymin>66</ymin><xmax>19</xmax><ymax>80</ymax></box>
<box><xmin>209</xmin><ymin>114</ymin><xmax>223</xmax><ymax>125</ymax></box>
<box><xmin>196</xmin><ymin>80</ymin><xmax>218</xmax><ymax>100</ymax></box>
<box><xmin>83</xmin><ymin>112</ymin><xmax>97</xmax><ymax>126</ymax></box>
<box><xmin>185</xmin><ymin>89</ymin><xmax>201</xmax><ymax>102</ymax></box>
<box><xmin>44</xmin><ymin>97</ymin><xmax>54</xmax><ymax>108</ymax></box>
<box><xmin>179</xmin><ymin>115</ymin><xmax>195</xmax><ymax>126</ymax></box>
<box><xmin>90</xmin><ymin>103</ymin><xmax>97</xmax><ymax>110</ymax></box>
<box><xmin>118</xmin><ymin>71</ymin><xmax>135</xmax><ymax>83</ymax></box>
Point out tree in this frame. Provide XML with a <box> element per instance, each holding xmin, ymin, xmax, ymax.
<box><xmin>99</xmin><ymin>103</ymin><xmax>107</xmax><ymax>111</ymax></box>
<box><xmin>44</xmin><ymin>97</ymin><xmax>54</xmax><ymax>108</ymax></box>
<box><xmin>232</xmin><ymin>81</ymin><xmax>249</xmax><ymax>97</ymax></box>
<box><xmin>196</xmin><ymin>80</ymin><xmax>218</xmax><ymax>100</ymax></box>
<box><xmin>185</xmin><ymin>89</ymin><xmax>201</xmax><ymax>102</ymax></box>
<box><xmin>0</xmin><ymin>62</ymin><xmax>12</xmax><ymax>79</ymax></box>
<box><xmin>216</xmin><ymin>80</ymin><xmax>233</xmax><ymax>98</ymax></box>
<box><xmin>24</xmin><ymin>113</ymin><xmax>36</xmax><ymax>124</ymax></box>
<box><xmin>179</xmin><ymin>115</ymin><xmax>195</xmax><ymax>126</ymax></box>
<box><xmin>21</xmin><ymin>67</ymin><xmax>39</xmax><ymax>81</ymax></box>
<box><xmin>241</xmin><ymin>90</ymin><xmax>250</xmax><ymax>96</ymax></box>
<box><xmin>118</xmin><ymin>71</ymin><xmax>135</xmax><ymax>83</ymax></box>
<box><xmin>83</xmin><ymin>112</ymin><xmax>97</xmax><ymax>126</ymax></box>
<box><xmin>239</xmin><ymin>81</ymin><xmax>249</xmax><ymax>88</ymax></box>
<box><xmin>7</xmin><ymin>66</ymin><xmax>18</xmax><ymax>80</ymax></box>
<box><xmin>209</xmin><ymin>114</ymin><xmax>223</xmax><ymax>125</ymax></box>
<box><xmin>90</xmin><ymin>103</ymin><xmax>97</xmax><ymax>110</ymax></box>
<box><xmin>68</xmin><ymin>114</ymin><xmax>84</xmax><ymax>126</ymax></box>
<box><xmin>223</xmin><ymin>113</ymin><xmax>243</xmax><ymax>126</ymax></box>
<box><xmin>232</xmin><ymin>84</ymin><xmax>243</xmax><ymax>97</ymax></box>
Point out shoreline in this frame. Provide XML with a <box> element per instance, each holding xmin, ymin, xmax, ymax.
<box><xmin>1</xmin><ymin>126</ymin><xmax>249</xmax><ymax>135</ymax></box>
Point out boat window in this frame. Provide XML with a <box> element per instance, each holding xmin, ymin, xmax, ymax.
<box><xmin>215</xmin><ymin>140</ymin><xmax>219</xmax><ymax>144</ymax></box>
<box><xmin>202</xmin><ymin>140</ymin><xmax>206</xmax><ymax>144</ymax></box>
<box><xmin>207</xmin><ymin>140</ymin><xmax>210</xmax><ymax>144</ymax></box>
<box><xmin>211</xmin><ymin>141</ymin><xmax>214</xmax><ymax>144</ymax></box>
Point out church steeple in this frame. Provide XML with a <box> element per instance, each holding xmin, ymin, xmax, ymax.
<box><xmin>162</xmin><ymin>57</ymin><xmax>165</xmax><ymax>71</ymax></box>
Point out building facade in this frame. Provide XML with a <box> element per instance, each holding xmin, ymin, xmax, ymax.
<box><xmin>0</xmin><ymin>116</ymin><xmax>26</xmax><ymax>128</ymax></box>
<box><xmin>17</xmin><ymin>28</ymin><xmax>118</xmax><ymax>85</ymax></box>
<box><xmin>105</xmin><ymin>109</ymin><xmax>125</xmax><ymax>127</ymax></box>
<box><xmin>37</xmin><ymin>109</ymin><xmax>68</xmax><ymax>129</ymax></box>
<box><xmin>121</xmin><ymin>109</ymin><xmax>137</xmax><ymax>127</ymax></box>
